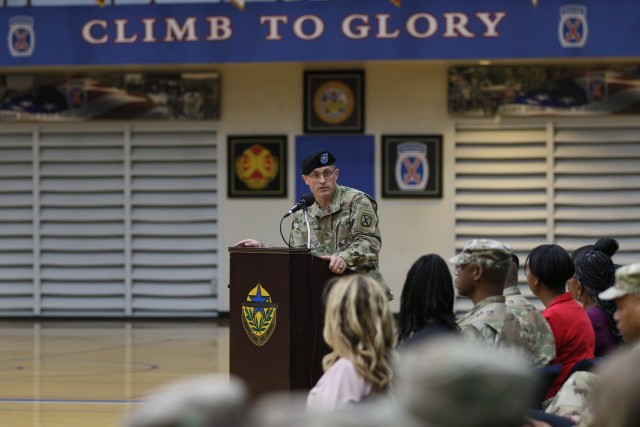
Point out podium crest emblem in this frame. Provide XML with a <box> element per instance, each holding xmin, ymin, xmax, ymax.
<box><xmin>241</xmin><ymin>283</ymin><xmax>277</xmax><ymax>346</ymax></box>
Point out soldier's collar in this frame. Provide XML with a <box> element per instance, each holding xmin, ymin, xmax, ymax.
<box><xmin>326</xmin><ymin>185</ymin><xmax>343</xmax><ymax>213</ymax></box>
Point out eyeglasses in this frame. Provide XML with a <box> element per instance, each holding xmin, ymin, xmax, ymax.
<box><xmin>307</xmin><ymin>168</ymin><xmax>336</xmax><ymax>180</ymax></box>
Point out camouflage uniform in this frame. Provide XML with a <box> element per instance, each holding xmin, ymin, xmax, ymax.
<box><xmin>504</xmin><ymin>285</ymin><xmax>556</xmax><ymax>367</ymax></box>
<box><xmin>396</xmin><ymin>336</ymin><xmax>536</xmax><ymax>427</ymax></box>
<box><xmin>289</xmin><ymin>185</ymin><xmax>391</xmax><ymax>299</ymax></box>
<box><xmin>543</xmin><ymin>263</ymin><xmax>640</xmax><ymax>424</ymax></box>
<box><xmin>451</xmin><ymin>239</ymin><xmax>532</xmax><ymax>353</ymax></box>
<box><xmin>543</xmin><ymin>371</ymin><xmax>597</xmax><ymax>421</ymax></box>
<box><xmin>456</xmin><ymin>294</ymin><xmax>526</xmax><ymax>351</ymax></box>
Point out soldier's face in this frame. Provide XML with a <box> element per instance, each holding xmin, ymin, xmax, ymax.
<box><xmin>303</xmin><ymin>166</ymin><xmax>339</xmax><ymax>201</ymax></box>
<box><xmin>614</xmin><ymin>294</ymin><xmax>640</xmax><ymax>343</ymax></box>
<box><xmin>454</xmin><ymin>263</ymin><xmax>475</xmax><ymax>297</ymax></box>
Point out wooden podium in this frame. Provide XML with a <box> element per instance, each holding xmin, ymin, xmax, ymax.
<box><xmin>228</xmin><ymin>246</ymin><xmax>339</xmax><ymax>398</ymax></box>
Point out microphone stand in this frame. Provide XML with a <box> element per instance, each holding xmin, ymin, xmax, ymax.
<box><xmin>303</xmin><ymin>205</ymin><xmax>311</xmax><ymax>249</ymax></box>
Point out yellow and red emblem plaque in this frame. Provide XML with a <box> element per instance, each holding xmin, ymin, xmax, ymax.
<box><xmin>241</xmin><ymin>283</ymin><xmax>277</xmax><ymax>347</ymax></box>
<box><xmin>235</xmin><ymin>144</ymin><xmax>279</xmax><ymax>190</ymax></box>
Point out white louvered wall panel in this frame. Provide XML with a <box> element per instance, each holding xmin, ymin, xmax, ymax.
<box><xmin>39</xmin><ymin>131</ymin><xmax>126</xmax><ymax>316</ymax></box>
<box><xmin>130</xmin><ymin>131</ymin><xmax>218</xmax><ymax>317</ymax></box>
<box><xmin>454</xmin><ymin>118</ymin><xmax>640</xmax><ymax>313</ymax></box>
<box><xmin>554</xmin><ymin>124</ymin><xmax>640</xmax><ymax>267</ymax></box>
<box><xmin>0</xmin><ymin>123</ymin><xmax>218</xmax><ymax>317</ymax></box>
<box><xmin>0</xmin><ymin>132</ymin><xmax>34</xmax><ymax>315</ymax></box>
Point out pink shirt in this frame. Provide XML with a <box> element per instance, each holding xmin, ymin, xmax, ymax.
<box><xmin>306</xmin><ymin>357</ymin><xmax>372</xmax><ymax>411</ymax></box>
<box><xmin>543</xmin><ymin>292</ymin><xmax>595</xmax><ymax>399</ymax></box>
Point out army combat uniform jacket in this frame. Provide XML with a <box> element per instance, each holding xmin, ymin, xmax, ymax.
<box><xmin>457</xmin><ymin>295</ymin><xmax>530</xmax><ymax>353</ymax></box>
<box><xmin>504</xmin><ymin>285</ymin><xmax>556</xmax><ymax>367</ymax></box>
<box><xmin>289</xmin><ymin>185</ymin><xmax>392</xmax><ymax>299</ymax></box>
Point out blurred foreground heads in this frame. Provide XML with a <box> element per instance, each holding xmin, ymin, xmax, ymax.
<box><xmin>123</xmin><ymin>374</ymin><xmax>248</xmax><ymax>427</ymax></box>
<box><xmin>396</xmin><ymin>336</ymin><xmax>537</xmax><ymax>427</ymax></box>
<box><xmin>589</xmin><ymin>348</ymin><xmax>640</xmax><ymax>427</ymax></box>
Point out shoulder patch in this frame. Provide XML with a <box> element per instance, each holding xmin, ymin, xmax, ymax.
<box><xmin>354</xmin><ymin>204</ymin><xmax>376</xmax><ymax>233</ymax></box>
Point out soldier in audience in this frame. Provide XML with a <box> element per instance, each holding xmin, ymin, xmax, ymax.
<box><xmin>449</xmin><ymin>239</ymin><xmax>528</xmax><ymax>353</ymax></box>
<box><xmin>544</xmin><ymin>262</ymin><xmax>640</xmax><ymax>423</ymax></box>
<box><xmin>504</xmin><ymin>253</ymin><xmax>556</xmax><ymax>367</ymax></box>
<box><xmin>123</xmin><ymin>374</ymin><xmax>248</xmax><ymax>427</ymax></box>
<box><xmin>394</xmin><ymin>335</ymin><xmax>537</xmax><ymax>427</ymax></box>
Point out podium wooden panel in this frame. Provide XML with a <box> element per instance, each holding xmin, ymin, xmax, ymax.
<box><xmin>228</xmin><ymin>247</ymin><xmax>338</xmax><ymax>398</ymax></box>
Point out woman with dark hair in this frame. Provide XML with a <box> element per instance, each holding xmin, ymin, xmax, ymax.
<box><xmin>525</xmin><ymin>244</ymin><xmax>594</xmax><ymax>400</ymax></box>
<box><xmin>568</xmin><ymin>239</ymin><xmax>623</xmax><ymax>356</ymax></box>
<box><xmin>571</xmin><ymin>236</ymin><xmax>621</xmax><ymax>270</ymax></box>
<box><xmin>397</xmin><ymin>254</ymin><xmax>458</xmax><ymax>348</ymax></box>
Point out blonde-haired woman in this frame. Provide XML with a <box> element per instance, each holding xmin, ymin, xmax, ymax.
<box><xmin>307</xmin><ymin>274</ymin><xmax>396</xmax><ymax>411</ymax></box>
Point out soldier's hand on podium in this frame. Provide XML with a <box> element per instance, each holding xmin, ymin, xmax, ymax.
<box><xmin>321</xmin><ymin>254</ymin><xmax>348</xmax><ymax>274</ymax></box>
<box><xmin>234</xmin><ymin>239</ymin><xmax>265</xmax><ymax>248</ymax></box>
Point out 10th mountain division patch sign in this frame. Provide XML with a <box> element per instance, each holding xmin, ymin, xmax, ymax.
<box><xmin>241</xmin><ymin>283</ymin><xmax>277</xmax><ymax>346</ymax></box>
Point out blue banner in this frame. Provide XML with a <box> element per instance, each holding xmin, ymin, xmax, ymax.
<box><xmin>1</xmin><ymin>0</ymin><xmax>638</xmax><ymax>67</ymax></box>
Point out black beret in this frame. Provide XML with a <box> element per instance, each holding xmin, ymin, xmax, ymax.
<box><xmin>302</xmin><ymin>151</ymin><xmax>336</xmax><ymax>175</ymax></box>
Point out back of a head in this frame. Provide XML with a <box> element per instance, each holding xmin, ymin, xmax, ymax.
<box><xmin>398</xmin><ymin>254</ymin><xmax>456</xmax><ymax>342</ymax></box>
<box><xmin>594</xmin><ymin>237</ymin><xmax>620</xmax><ymax>258</ymax></box>
<box><xmin>526</xmin><ymin>244</ymin><xmax>574</xmax><ymax>291</ymax></box>
<box><xmin>574</xmin><ymin>249</ymin><xmax>615</xmax><ymax>295</ymax></box>
<box><xmin>323</xmin><ymin>274</ymin><xmax>396</xmax><ymax>391</ymax></box>
<box><xmin>504</xmin><ymin>253</ymin><xmax>520</xmax><ymax>289</ymax></box>
<box><xmin>571</xmin><ymin>237</ymin><xmax>619</xmax><ymax>262</ymax></box>
<box><xmin>396</xmin><ymin>336</ymin><xmax>536</xmax><ymax>427</ymax></box>
<box><xmin>123</xmin><ymin>375</ymin><xmax>248</xmax><ymax>427</ymax></box>
<box><xmin>589</xmin><ymin>349</ymin><xmax>640</xmax><ymax>427</ymax></box>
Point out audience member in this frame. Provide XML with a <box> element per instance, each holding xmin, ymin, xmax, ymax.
<box><xmin>504</xmin><ymin>253</ymin><xmax>556</xmax><ymax>367</ymax></box>
<box><xmin>571</xmin><ymin>237</ymin><xmax>621</xmax><ymax>270</ymax></box>
<box><xmin>251</xmin><ymin>391</ymin><xmax>423</xmax><ymax>427</ymax></box>
<box><xmin>599</xmin><ymin>262</ymin><xmax>640</xmax><ymax>345</ymax></box>
<box><xmin>525</xmin><ymin>244</ymin><xmax>595</xmax><ymax>399</ymax></box>
<box><xmin>397</xmin><ymin>254</ymin><xmax>458</xmax><ymax>349</ymax></box>
<box><xmin>449</xmin><ymin>239</ymin><xmax>528</xmax><ymax>352</ymax></box>
<box><xmin>306</xmin><ymin>274</ymin><xmax>396</xmax><ymax>411</ymax></box>
<box><xmin>587</xmin><ymin>341</ymin><xmax>640</xmax><ymax>427</ymax></box>
<box><xmin>568</xmin><ymin>247</ymin><xmax>623</xmax><ymax>356</ymax></box>
<box><xmin>395</xmin><ymin>335</ymin><xmax>537</xmax><ymax>427</ymax></box>
<box><xmin>544</xmin><ymin>262</ymin><xmax>640</xmax><ymax>422</ymax></box>
<box><xmin>122</xmin><ymin>374</ymin><xmax>248</xmax><ymax>427</ymax></box>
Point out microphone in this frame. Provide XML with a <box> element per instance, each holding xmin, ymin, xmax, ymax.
<box><xmin>283</xmin><ymin>193</ymin><xmax>316</xmax><ymax>218</ymax></box>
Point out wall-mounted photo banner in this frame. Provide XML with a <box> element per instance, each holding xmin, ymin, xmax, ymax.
<box><xmin>304</xmin><ymin>70</ymin><xmax>364</xmax><ymax>134</ymax></box>
<box><xmin>448</xmin><ymin>66</ymin><xmax>640</xmax><ymax>117</ymax></box>
<box><xmin>228</xmin><ymin>135</ymin><xmax>287</xmax><ymax>198</ymax></box>
<box><xmin>382</xmin><ymin>135</ymin><xmax>442</xmax><ymax>199</ymax></box>
<box><xmin>0</xmin><ymin>72</ymin><xmax>220</xmax><ymax>121</ymax></box>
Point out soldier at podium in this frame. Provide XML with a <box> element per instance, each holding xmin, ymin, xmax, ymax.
<box><xmin>235</xmin><ymin>150</ymin><xmax>392</xmax><ymax>300</ymax></box>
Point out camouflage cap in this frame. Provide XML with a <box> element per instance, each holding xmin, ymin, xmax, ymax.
<box><xmin>448</xmin><ymin>239</ymin><xmax>512</xmax><ymax>270</ymax></box>
<box><xmin>396</xmin><ymin>336</ymin><xmax>535</xmax><ymax>427</ymax></box>
<box><xmin>599</xmin><ymin>262</ymin><xmax>640</xmax><ymax>300</ymax></box>
<box><xmin>302</xmin><ymin>150</ymin><xmax>336</xmax><ymax>175</ymax></box>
